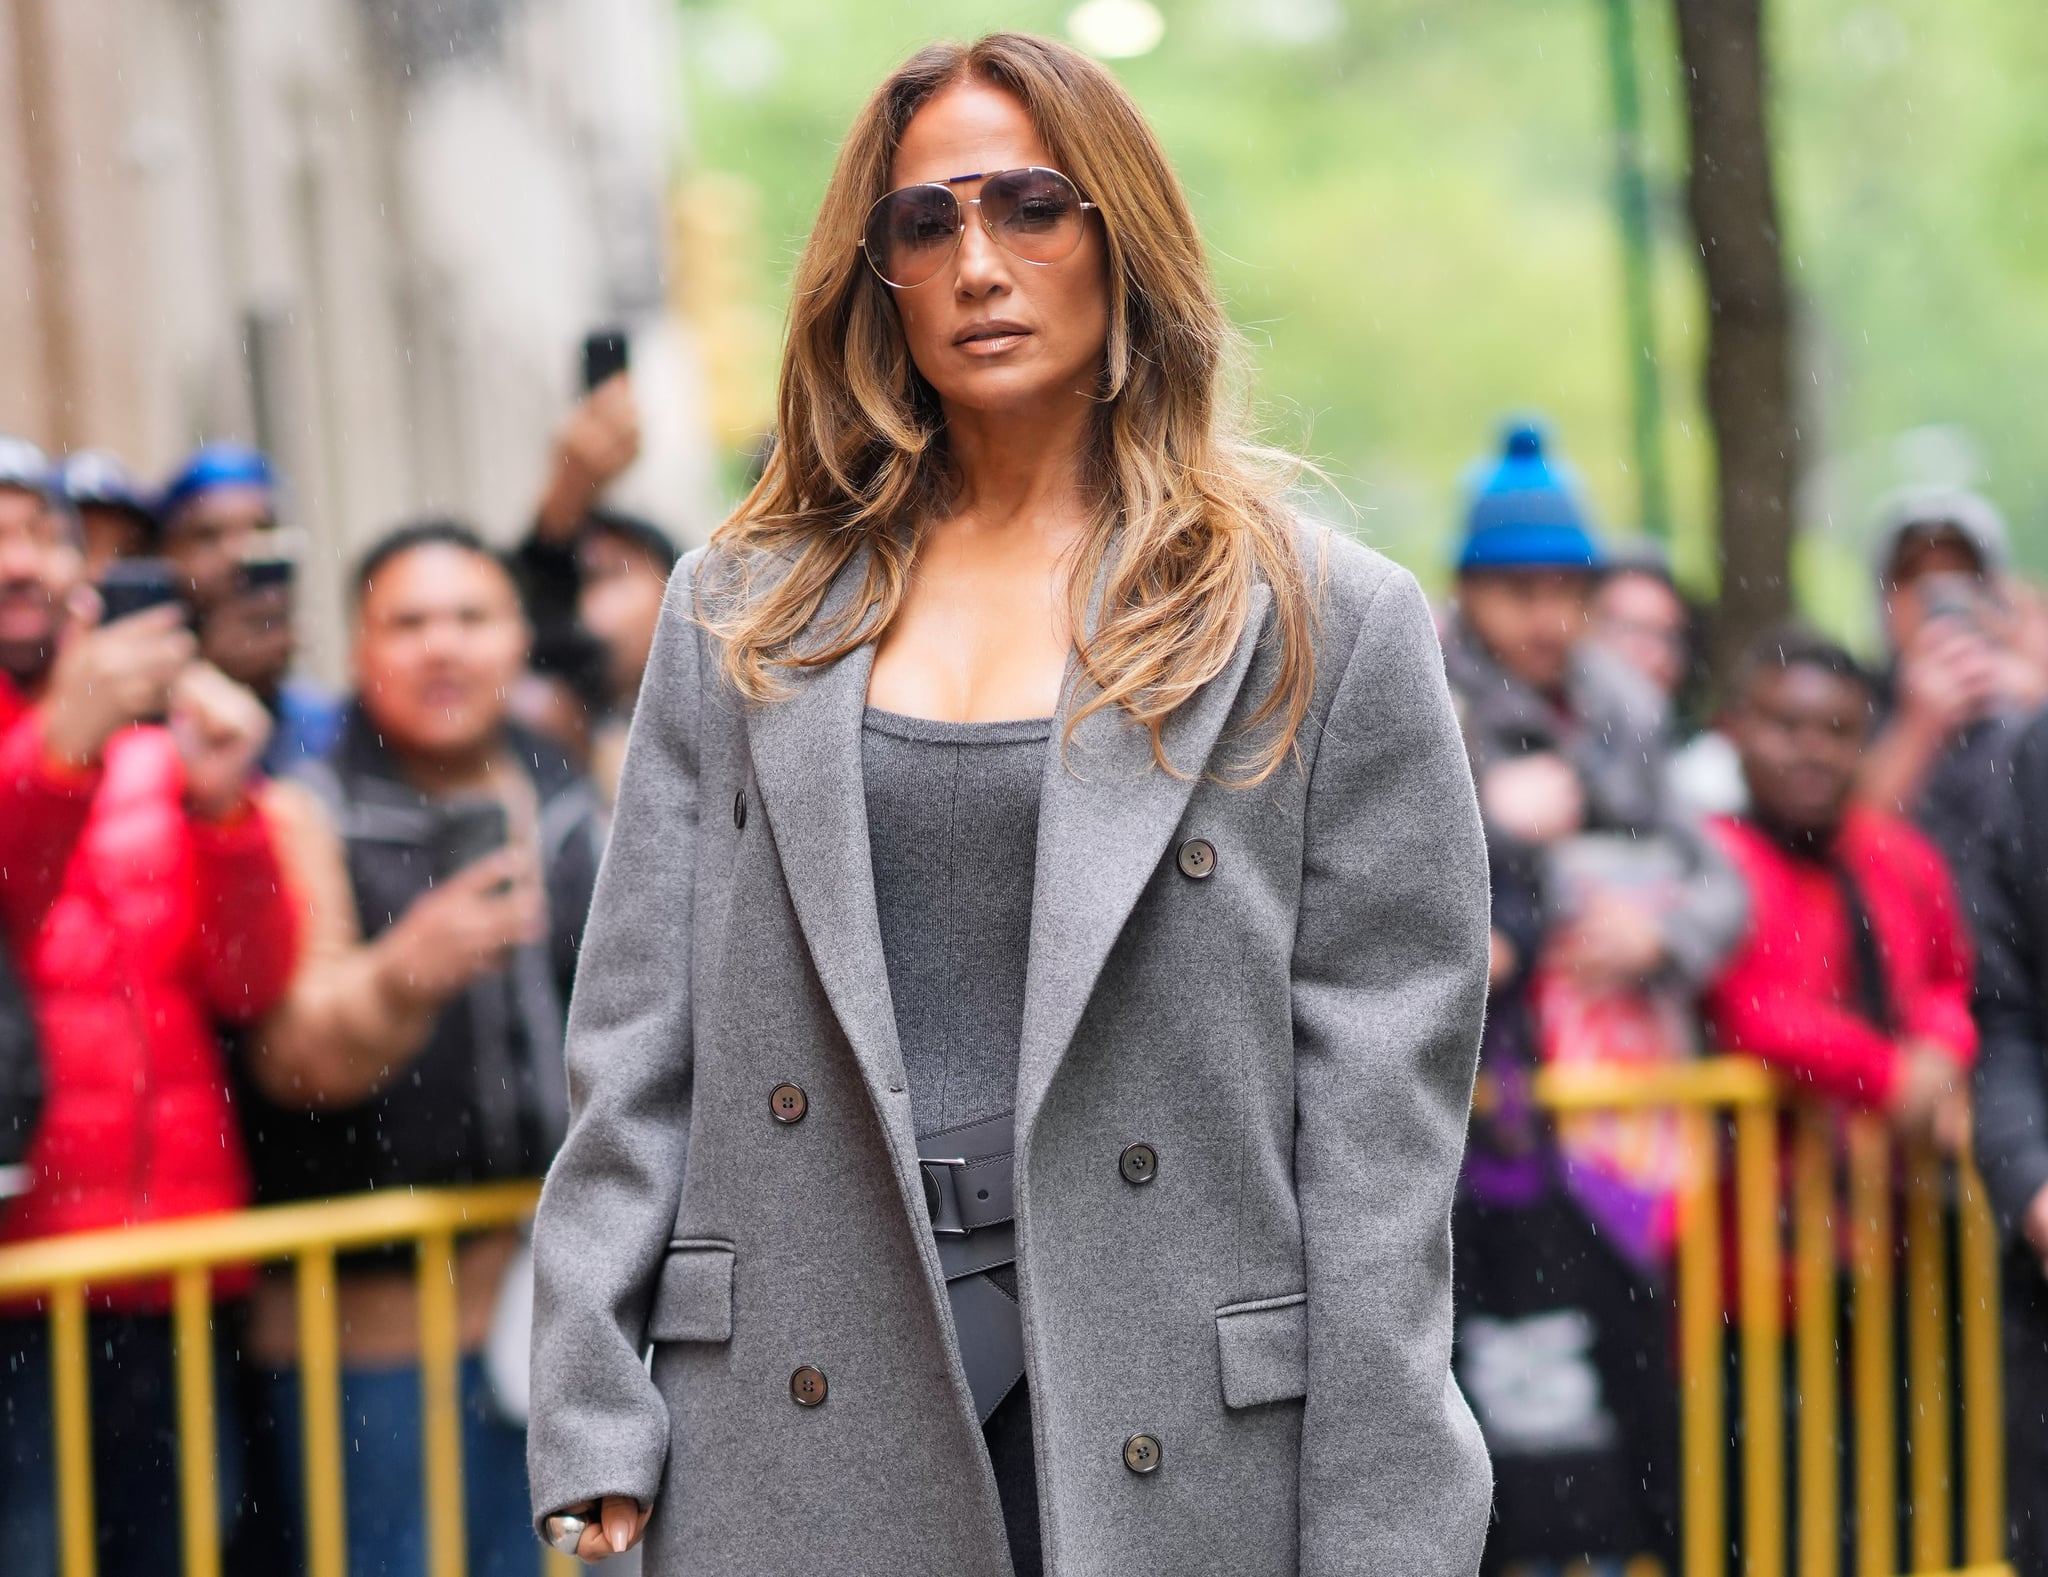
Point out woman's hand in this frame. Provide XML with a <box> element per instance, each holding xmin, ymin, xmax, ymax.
<box><xmin>549</xmin><ymin>1495</ymin><xmax>651</xmax><ymax>1561</ymax></box>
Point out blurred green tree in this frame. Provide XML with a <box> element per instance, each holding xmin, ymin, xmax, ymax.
<box><xmin>674</xmin><ymin>0</ymin><xmax>2047</xmax><ymax>649</ymax></box>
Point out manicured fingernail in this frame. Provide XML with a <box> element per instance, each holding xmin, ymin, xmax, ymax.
<box><xmin>611</xmin><ymin>1525</ymin><xmax>628</xmax><ymax>1553</ymax></box>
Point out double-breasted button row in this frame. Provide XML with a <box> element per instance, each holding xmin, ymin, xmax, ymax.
<box><xmin>789</xmin><ymin>1366</ymin><xmax>828</xmax><ymax>1406</ymax></box>
<box><xmin>769</xmin><ymin>1082</ymin><xmax>808</xmax><ymax>1124</ymax></box>
<box><xmin>1175</xmin><ymin>837</ymin><xmax>1216</xmax><ymax>880</ymax></box>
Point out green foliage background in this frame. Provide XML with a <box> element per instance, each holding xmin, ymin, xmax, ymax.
<box><xmin>676</xmin><ymin>0</ymin><xmax>2046</xmax><ymax>649</ymax></box>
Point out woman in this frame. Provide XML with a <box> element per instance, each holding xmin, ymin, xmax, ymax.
<box><xmin>529</xmin><ymin>32</ymin><xmax>1491</xmax><ymax>1575</ymax></box>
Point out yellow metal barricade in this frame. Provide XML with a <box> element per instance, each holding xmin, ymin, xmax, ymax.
<box><xmin>0</xmin><ymin>1058</ymin><xmax>2017</xmax><ymax>1577</ymax></box>
<box><xmin>0</xmin><ymin>1181</ymin><xmax>579</xmax><ymax>1577</ymax></box>
<box><xmin>1524</xmin><ymin>1058</ymin><xmax>2012</xmax><ymax>1577</ymax></box>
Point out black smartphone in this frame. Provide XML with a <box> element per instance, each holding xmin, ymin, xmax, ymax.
<box><xmin>1918</xmin><ymin>572</ymin><xmax>1989</xmax><ymax>635</ymax></box>
<box><xmin>432</xmin><ymin>797</ymin><xmax>511</xmax><ymax>884</ymax></box>
<box><xmin>97</xmin><ymin>558</ymin><xmax>185</xmax><ymax>624</ymax></box>
<box><xmin>237</xmin><ymin>555</ymin><xmax>296</xmax><ymax>595</ymax></box>
<box><xmin>581</xmin><ymin>327</ymin><xmax>630</xmax><ymax>393</ymax></box>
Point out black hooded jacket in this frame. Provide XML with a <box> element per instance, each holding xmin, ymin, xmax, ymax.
<box><xmin>1973</xmin><ymin>706</ymin><xmax>2048</xmax><ymax>1244</ymax></box>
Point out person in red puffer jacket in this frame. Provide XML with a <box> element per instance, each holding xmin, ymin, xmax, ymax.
<box><xmin>0</xmin><ymin>436</ymin><xmax>299</xmax><ymax>1574</ymax></box>
<box><xmin>1702</xmin><ymin>626</ymin><xmax>1975</xmax><ymax>1135</ymax></box>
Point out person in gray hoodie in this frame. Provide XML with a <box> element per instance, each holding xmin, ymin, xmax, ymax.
<box><xmin>1858</xmin><ymin>487</ymin><xmax>2036</xmax><ymax>914</ymax></box>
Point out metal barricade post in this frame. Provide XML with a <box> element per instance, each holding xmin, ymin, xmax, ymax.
<box><xmin>1524</xmin><ymin>1058</ymin><xmax>2013</xmax><ymax>1577</ymax></box>
<box><xmin>0</xmin><ymin>1182</ymin><xmax>544</xmax><ymax>1577</ymax></box>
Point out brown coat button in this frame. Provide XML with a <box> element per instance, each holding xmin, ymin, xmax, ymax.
<box><xmin>1118</xmin><ymin>1143</ymin><xmax>1158</xmax><ymax>1186</ymax></box>
<box><xmin>1176</xmin><ymin>838</ymin><xmax>1216</xmax><ymax>880</ymax></box>
<box><xmin>789</xmin><ymin>1366</ymin><xmax>828</xmax><ymax>1406</ymax></box>
<box><xmin>790</xmin><ymin>1366</ymin><xmax>828</xmax><ymax>1406</ymax></box>
<box><xmin>769</xmin><ymin>1083</ymin><xmax>808</xmax><ymax>1124</ymax></box>
<box><xmin>1122</xmin><ymin>1433</ymin><xmax>1162</xmax><ymax>1474</ymax></box>
<box><xmin>733</xmin><ymin>790</ymin><xmax>748</xmax><ymax>829</ymax></box>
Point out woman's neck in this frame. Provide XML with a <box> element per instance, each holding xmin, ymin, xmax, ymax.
<box><xmin>942</xmin><ymin>390</ymin><xmax>1093</xmax><ymax>531</ymax></box>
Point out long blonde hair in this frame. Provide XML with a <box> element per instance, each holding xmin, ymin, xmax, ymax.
<box><xmin>701</xmin><ymin>31</ymin><xmax>1316</xmax><ymax>781</ymax></box>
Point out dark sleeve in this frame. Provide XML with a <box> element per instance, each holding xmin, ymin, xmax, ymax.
<box><xmin>0</xmin><ymin>939</ymin><xmax>40</xmax><ymax>1161</ymax></box>
<box><xmin>509</xmin><ymin>526</ymin><xmax>583</xmax><ymax>639</ymax></box>
<box><xmin>546</xmin><ymin>790</ymin><xmax>605</xmax><ymax>1000</ymax></box>
<box><xmin>1972</xmin><ymin>716</ymin><xmax>2048</xmax><ymax>1243</ymax></box>
<box><xmin>1488</xmin><ymin>842</ymin><xmax>1545</xmax><ymax>967</ymax></box>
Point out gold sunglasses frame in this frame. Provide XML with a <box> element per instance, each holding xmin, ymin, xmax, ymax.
<box><xmin>857</xmin><ymin>166</ymin><xmax>1100</xmax><ymax>289</ymax></box>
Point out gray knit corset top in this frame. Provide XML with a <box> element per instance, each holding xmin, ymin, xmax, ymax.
<box><xmin>859</xmin><ymin>708</ymin><xmax>1053</xmax><ymax>1140</ymax></box>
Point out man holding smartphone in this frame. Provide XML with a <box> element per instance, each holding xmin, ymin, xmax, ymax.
<box><xmin>1857</xmin><ymin>489</ymin><xmax>2036</xmax><ymax>916</ymax></box>
<box><xmin>239</xmin><ymin>519</ymin><xmax>603</xmax><ymax>1577</ymax></box>
<box><xmin>0</xmin><ymin>434</ymin><xmax>299</xmax><ymax>1572</ymax></box>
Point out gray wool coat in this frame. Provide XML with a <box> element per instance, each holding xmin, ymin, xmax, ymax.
<box><xmin>527</xmin><ymin>526</ymin><xmax>1494</xmax><ymax>1575</ymax></box>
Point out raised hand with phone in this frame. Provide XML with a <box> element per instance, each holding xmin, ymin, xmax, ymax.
<box><xmin>382</xmin><ymin>802</ymin><xmax>545</xmax><ymax>1007</ymax></box>
<box><xmin>534</xmin><ymin>328</ymin><xmax>640</xmax><ymax>543</ymax></box>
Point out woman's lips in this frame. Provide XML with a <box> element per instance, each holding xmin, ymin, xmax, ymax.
<box><xmin>954</xmin><ymin>323</ymin><xmax>1031</xmax><ymax>356</ymax></box>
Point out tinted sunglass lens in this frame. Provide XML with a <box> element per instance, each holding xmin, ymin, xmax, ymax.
<box><xmin>982</xmin><ymin>169</ymin><xmax>1085</xmax><ymax>263</ymax></box>
<box><xmin>865</xmin><ymin>186</ymin><xmax>959</xmax><ymax>287</ymax></box>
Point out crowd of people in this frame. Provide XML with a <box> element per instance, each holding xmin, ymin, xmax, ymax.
<box><xmin>2</xmin><ymin>395</ymin><xmax>2048</xmax><ymax>1574</ymax></box>
<box><xmin>0</xmin><ymin>376</ymin><xmax>669</xmax><ymax>1576</ymax></box>
<box><xmin>1443</xmin><ymin>424</ymin><xmax>2048</xmax><ymax>1575</ymax></box>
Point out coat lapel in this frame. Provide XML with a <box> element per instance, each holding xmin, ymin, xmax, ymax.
<box><xmin>742</xmin><ymin>542</ymin><xmax>1272</xmax><ymax>1154</ymax></box>
<box><xmin>1016</xmin><ymin>581</ymin><xmax>1272</xmax><ymax>1142</ymax></box>
<box><xmin>741</xmin><ymin>552</ymin><xmax>904</xmax><ymax>1106</ymax></box>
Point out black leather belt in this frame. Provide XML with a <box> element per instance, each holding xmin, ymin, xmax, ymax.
<box><xmin>917</xmin><ymin>1113</ymin><xmax>1023</xmax><ymax>1423</ymax></box>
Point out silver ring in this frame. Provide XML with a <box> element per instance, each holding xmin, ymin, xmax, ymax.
<box><xmin>546</xmin><ymin>1512</ymin><xmax>590</xmax><ymax>1555</ymax></box>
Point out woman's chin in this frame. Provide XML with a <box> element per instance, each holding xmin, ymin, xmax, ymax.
<box><xmin>930</xmin><ymin>366</ymin><xmax>1092</xmax><ymax>421</ymax></box>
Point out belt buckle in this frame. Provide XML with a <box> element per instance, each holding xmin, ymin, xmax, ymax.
<box><xmin>920</xmin><ymin>1157</ymin><xmax>972</xmax><ymax>1236</ymax></box>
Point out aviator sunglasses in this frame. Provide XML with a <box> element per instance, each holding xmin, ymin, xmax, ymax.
<box><xmin>859</xmin><ymin>166</ymin><xmax>1099</xmax><ymax>290</ymax></box>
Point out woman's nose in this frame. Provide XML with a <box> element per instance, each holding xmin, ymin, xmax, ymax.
<box><xmin>953</xmin><ymin>207</ymin><xmax>1008</xmax><ymax>295</ymax></box>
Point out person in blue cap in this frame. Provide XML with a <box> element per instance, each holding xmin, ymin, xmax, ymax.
<box><xmin>1441</xmin><ymin>421</ymin><xmax>1746</xmax><ymax>1574</ymax></box>
<box><xmin>55</xmin><ymin>450</ymin><xmax>158</xmax><ymax>581</ymax></box>
<box><xmin>158</xmin><ymin>442</ymin><xmax>277</xmax><ymax>614</ymax></box>
<box><xmin>161</xmin><ymin>442</ymin><xmax>344</xmax><ymax>774</ymax></box>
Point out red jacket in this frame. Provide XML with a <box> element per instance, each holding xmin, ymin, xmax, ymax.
<box><xmin>0</xmin><ymin>682</ymin><xmax>298</xmax><ymax>1307</ymax></box>
<box><xmin>1701</xmin><ymin>807</ymin><xmax>1976</xmax><ymax>1106</ymax></box>
<box><xmin>0</xmin><ymin>680</ymin><xmax>98</xmax><ymax>942</ymax></box>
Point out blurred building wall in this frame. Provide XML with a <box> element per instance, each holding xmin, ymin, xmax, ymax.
<box><xmin>0</xmin><ymin>0</ymin><xmax>715</xmax><ymax>678</ymax></box>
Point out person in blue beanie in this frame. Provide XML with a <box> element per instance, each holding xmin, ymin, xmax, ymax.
<box><xmin>159</xmin><ymin>443</ymin><xmax>278</xmax><ymax>614</ymax></box>
<box><xmin>1441</xmin><ymin>421</ymin><xmax>1746</xmax><ymax>1574</ymax></box>
<box><xmin>163</xmin><ymin>443</ymin><xmax>344</xmax><ymax>775</ymax></box>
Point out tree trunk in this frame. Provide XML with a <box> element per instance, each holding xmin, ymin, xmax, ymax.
<box><xmin>1672</xmin><ymin>0</ymin><xmax>1799</xmax><ymax>689</ymax></box>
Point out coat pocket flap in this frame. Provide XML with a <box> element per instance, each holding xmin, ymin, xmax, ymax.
<box><xmin>1215</xmin><ymin>1292</ymin><xmax>1308</xmax><ymax>1409</ymax></box>
<box><xmin>647</xmin><ymin>1241</ymin><xmax>734</xmax><ymax>1344</ymax></box>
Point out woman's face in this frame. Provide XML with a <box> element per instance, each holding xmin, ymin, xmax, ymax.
<box><xmin>884</xmin><ymin>81</ymin><xmax>1111</xmax><ymax>420</ymax></box>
